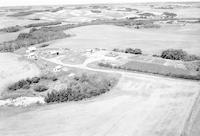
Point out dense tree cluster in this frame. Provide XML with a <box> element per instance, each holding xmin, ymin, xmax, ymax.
<box><xmin>8</xmin><ymin>77</ymin><xmax>40</xmax><ymax>91</ymax></box>
<box><xmin>161</xmin><ymin>49</ymin><xmax>200</xmax><ymax>61</ymax></box>
<box><xmin>0</xmin><ymin>27</ymin><xmax>69</xmax><ymax>52</ymax></box>
<box><xmin>45</xmin><ymin>73</ymin><xmax>117</xmax><ymax>103</ymax></box>
<box><xmin>7</xmin><ymin>74</ymin><xmax>57</xmax><ymax>91</ymax></box>
<box><xmin>34</xmin><ymin>85</ymin><xmax>49</xmax><ymax>92</ymax></box>
<box><xmin>125</xmin><ymin>48</ymin><xmax>142</xmax><ymax>54</ymax></box>
<box><xmin>113</xmin><ymin>48</ymin><xmax>142</xmax><ymax>55</ymax></box>
<box><xmin>161</xmin><ymin>49</ymin><xmax>187</xmax><ymax>60</ymax></box>
<box><xmin>0</xmin><ymin>25</ymin><xmax>23</xmax><ymax>33</ymax></box>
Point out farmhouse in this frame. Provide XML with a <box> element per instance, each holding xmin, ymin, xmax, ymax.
<box><xmin>85</xmin><ymin>49</ymin><xmax>94</xmax><ymax>53</ymax></box>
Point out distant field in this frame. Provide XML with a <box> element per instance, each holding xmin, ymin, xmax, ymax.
<box><xmin>0</xmin><ymin>17</ymin><xmax>46</xmax><ymax>29</ymax></box>
<box><xmin>0</xmin><ymin>53</ymin><xmax>40</xmax><ymax>97</ymax></box>
<box><xmin>48</xmin><ymin>25</ymin><xmax>200</xmax><ymax>55</ymax></box>
<box><xmin>0</xmin><ymin>28</ymin><xmax>30</xmax><ymax>43</ymax></box>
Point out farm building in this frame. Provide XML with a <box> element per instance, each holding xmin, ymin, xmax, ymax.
<box><xmin>85</xmin><ymin>49</ymin><xmax>94</xmax><ymax>53</ymax></box>
<box><xmin>68</xmin><ymin>73</ymin><xmax>75</xmax><ymax>77</ymax></box>
<box><xmin>27</xmin><ymin>47</ymin><xmax>37</xmax><ymax>53</ymax></box>
<box><xmin>49</xmin><ymin>50</ymin><xmax>60</xmax><ymax>55</ymax></box>
<box><xmin>26</xmin><ymin>52</ymin><xmax>37</xmax><ymax>60</ymax></box>
<box><xmin>53</xmin><ymin>65</ymin><xmax>63</xmax><ymax>72</ymax></box>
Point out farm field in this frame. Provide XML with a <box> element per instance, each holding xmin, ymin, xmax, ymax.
<box><xmin>0</xmin><ymin>28</ymin><xmax>30</xmax><ymax>43</ymax></box>
<box><xmin>0</xmin><ymin>73</ymin><xmax>200</xmax><ymax>136</ymax></box>
<box><xmin>0</xmin><ymin>2</ymin><xmax>200</xmax><ymax>136</ymax></box>
<box><xmin>48</xmin><ymin>24</ymin><xmax>200</xmax><ymax>55</ymax></box>
<box><xmin>0</xmin><ymin>16</ymin><xmax>47</xmax><ymax>29</ymax></box>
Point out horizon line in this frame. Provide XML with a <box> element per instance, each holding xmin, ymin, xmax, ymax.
<box><xmin>0</xmin><ymin>1</ymin><xmax>200</xmax><ymax>8</ymax></box>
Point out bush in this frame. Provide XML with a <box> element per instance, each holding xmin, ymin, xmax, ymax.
<box><xmin>25</xmin><ymin>21</ymin><xmax>62</xmax><ymax>28</ymax></box>
<box><xmin>7</xmin><ymin>76</ymin><xmax>42</xmax><ymax>91</ymax></box>
<box><xmin>45</xmin><ymin>89</ymin><xmax>83</xmax><ymax>103</ymax></box>
<box><xmin>29</xmin><ymin>27</ymin><xmax>37</xmax><ymax>33</ymax></box>
<box><xmin>8</xmin><ymin>83</ymin><xmax>20</xmax><ymax>91</ymax></box>
<box><xmin>31</xmin><ymin>77</ymin><xmax>40</xmax><ymax>83</ymax></box>
<box><xmin>0</xmin><ymin>25</ymin><xmax>22</xmax><ymax>33</ymax></box>
<box><xmin>22</xmin><ymin>84</ymin><xmax>31</xmax><ymax>89</ymax></box>
<box><xmin>112</xmin><ymin>48</ymin><xmax>124</xmax><ymax>52</ymax></box>
<box><xmin>153</xmin><ymin>54</ymin><xmax>160</xmax><ymax>57</ymax></box>
<box><xmin>8</xmin><ymin>79</ymin><xmax>30</xmax><ymax>91</ymax></box>
<box><xmin>125</xmin><ymin>48</ymin><xmax>142</xmax><ymax>54</ymax></box>
<box><xmin>34</xmin><ymin>85</ymin><xmax>49</xmax><ymax>92</ymax></box>
<box><xmin>161</xmin><ymin>49</ymin><xmax>200</xmax><ymax>61</ymax></box>
<box><xmin>184</xmin><ymin>54</ymin><xmax>200</xmax><ymax>61</ymax></box>
<box><xmin>26</xmin><ymin>78</ymin><xmax>33</xmax><ymax>84</ymax></box>
<box><xmin>98</xmin><ymin>62</ymin><xmax>113</xmax><ymax>67</ymax></box>
<box><xmin>161</xmin><ymin>49</ymin><xmax>187</xmax><ymax>60</ymax></box>
<box><xmin>112</xmin><ymin>48</ymin><xmax>142</xmax><ymax>55</ymax></box>
<box><xmin>39</xmin><ymin>44</ymin><xmax>49</xmax><ymax>48</ymax></box>
<box><xmin>17</xmin><ymin>33</ymin><xmax>32</xmax><ymax>40</ymax></box>
<box><xmin>45</xmin><ymin>73</ymin><xmax>117</xmax><ymax>103</ymax></box>
<box><xmin>41</xmin><ymin>74</ymin><xmax>58</xmax><ymax>81</ymax></box>
<box><xmin>91</xmin><ymin>10</ymin><xmax>101</xmax><ymax>13</ymax></box>
<box><xmin>162</xmin><ymin>12</ymin><xmax>177</xmax><ymax>18</ymax></box>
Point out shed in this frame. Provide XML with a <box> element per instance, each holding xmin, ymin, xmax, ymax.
<box><xmin>27</xmin><ymin>52</ymin><xmax>37</xmax><ymax>60</ymax></box>
<box><xmin>53</xmin><ymin>65</ymin><xmax>63</xmax><ymax>72</ymax></box>
<box><xmin>28</xmin><ymin>47</ymin><xmax>37</xmax><ymax>52</ymax></box>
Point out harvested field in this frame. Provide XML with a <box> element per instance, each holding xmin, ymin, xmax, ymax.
<box><xmin>98</xmin><ymin>60</ymin><xmax>200</xmax><ymax>80</ymax></box>
<box><xmin>0</xmin><ymin>72</ymin><xmax>199</xmax><ymax>136</ymax></box>
<box><xmin>7</xmin><ymin>9</ymin><xmax>50</xmax><ymax>17</ymax></box>
<box><xmin>1</xmin><ymin>3</ymin><xmax>200</xmax><ymax>136</ymax></box>
<box><xmin>0</xmin><ymin>16</ymin><xmax>46</xmax><ymax>29</ymax></box>
<box><xmin>124</xmin><ymin>60</ymin><xmax>194</xmax><ymax>75</ymax></box>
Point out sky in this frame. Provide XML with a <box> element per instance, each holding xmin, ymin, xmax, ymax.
<box><xmin>0</xmin><ymin>0</ymin><xmax>200</xmax><ymax>7</ymax></box>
